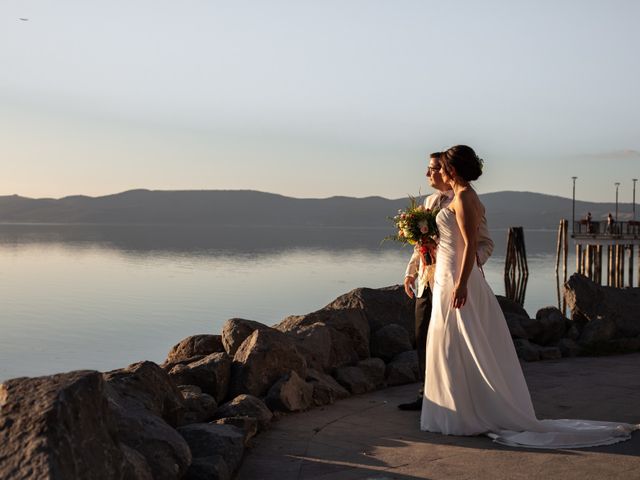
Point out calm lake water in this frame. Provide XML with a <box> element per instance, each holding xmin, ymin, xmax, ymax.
<box><xmin>0</xmin><ymin>224</ymin><xmax>572</xmax><ymax>382</ymax></box>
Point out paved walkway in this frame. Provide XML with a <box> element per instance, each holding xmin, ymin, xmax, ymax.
<box><xmin>238</xmin><ymin>354</ymin><xmax>640</xmax><ymax>480</ymax></box>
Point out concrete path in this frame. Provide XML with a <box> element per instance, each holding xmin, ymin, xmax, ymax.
<box><xmin>238</xmin><ymin>354</ymin><xmax>640</xmax><ymax>480</ymax></box>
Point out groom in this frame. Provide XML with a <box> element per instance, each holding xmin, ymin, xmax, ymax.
<box><xmin>398</xmin><ymin>151</ymin><xmax>495</xmax><ymax>410</ymax></box>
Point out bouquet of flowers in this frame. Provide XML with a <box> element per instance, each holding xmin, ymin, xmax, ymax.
<box><xmin>387</xmin><ymin>195</ymin><xmax>440</xmax><ymax>265</ymax></box>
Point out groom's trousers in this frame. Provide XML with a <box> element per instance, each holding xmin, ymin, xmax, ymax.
<box><xmin>415</xmin><ymin>286</ymin><xmax>433</xmax><ymax>392</ymax></box>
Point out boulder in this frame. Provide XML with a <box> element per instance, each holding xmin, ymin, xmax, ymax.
<box><xmin>565</xmin><ymin>273</ymin><xmax>640</xmax><ymax>337</ymax></box>
<box><xmin>538</xmin><ymin>346</ymin><xmax>562</xmax><ymax>360</ymax></box>
<box><xmin>325</xmin><ymin>286</ymin><xmax>414</xmax><ymax>343</ymax></box>
<box><xmin>0</xmin><ymin>371</ymin><xmax>129</xmax><ymax>480</ymax></box>
<box><xmin>164</xmin><ymin>334</ymin><xmax>225</xmax><ymax>366</ymax></box>
<box><xmin>385</xmin><ymin>350</ymin><xmax>419</xmax><ymax>386</ymax></box>
<box><xmin>514</xmin><ymin>339</ymin><xmax>540</xmax><ymax>362</ymax></box>
<box><xmin>276</xmin><ymin>307</ymin><xmax>369</xmax><ymax>369</ymax></box>
<box><xmin>607</xmin><ymin>337</ymin><xmax>640</xmax><ymax>353</ymax></box>
<box><xmin>179</xmin><ymin>387</ymin><xmax>218</xmax><ymax>425</ymax></box>
<box><xmin>532</xmin><ymin>307</ymin><xmax>568</xmax><ymax>346</ymax></box>
<box><xmin>105</xmin><ymin>383</ymin><xmax>192</xmax><ymax>480</ymax></box>
<box><xmin>558</xmin><ymin>338</ymin><xmax>582</xmax><ymax>357</ymax></box>
<box><xmin>305</xmin><ymin>369</ymin><xmax>350</xmax><ymax>406</ymax></box>
<box><xmin>496</xmin><ymin>295</ymin><xmax>530</xmax><ymax>318</ymax></box>
<box><xmin>168</xmin><ymin>352</ymin><xmax>231</xmax><ymax>403</ymax></box>
<box><xmin>221</xmin><ymin>318</ymin><xmax>273</xmax><ymax>356</ymax></box>
<box><xmin>104</xmin><ymin>361</ymin><xmax>185</xmax><ymax>427</ymax></box>
<box><xmin>213</xmin><ymin>416</ymin><xmax>259</xmax><ymax>445</ymax></box>
<box><xmin>121</xmin><ymin>445</ymin><xmax>154</xmax><ymax>480</ymax></box>
<box><xmin>370</xmin><ymin>324</ymin><xmax>413</xmax><ymax>362</ymax></box>
<box><xmin>229</xmin><ymin>329</ymin><xmax>307</xmax><ymax>398</ymax></box>
<box><xmin>265</xmin><ymin>371</ymin><xmax>314</xmax><ymax>412</ymax></box>
<box><xmin>213</xmin><ymin>394</ymin><xmax>273</xmax><ymax>432</ymax></box>
<box><xmin>565</xmin><ymin>324</ymin><xmax>581</xmax><ymax>340</ymax></box>
<box><xmin>504</xmin><ymin>313</ymin><xmax>530</xmax><ymax>339</ymax></box>
<box><xmin>333</xmin><ymin>365</ymin><xmax>375</xmax><ymax>394</ymax></box>
<box><xmin>278</xmin><ymin>321</ymin><xmax>339</xmax><ymax>372</ymax></box>
<box><xmin>579</xmin><ymin>316</ymin><xmax>618</xmax><ymax>345</ymax></box>
<box><xmin>186</xmin><ymin>456</ymin><xmax>230</xmax><ymax>480</ymax></box>
<box><xmin>357</xmin><ymin>357</ymin><xmax>386</xmax><ymax>388</ymax></box>
<box><xmin>178</xmin><ymin>423</ymin><xmax>244</xmax><ymax>476</ymax></box>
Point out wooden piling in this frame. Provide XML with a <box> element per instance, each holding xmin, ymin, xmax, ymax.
<box><xmin>629</xmin><ymin>245</ymin><xmax>634</xmax><ymax>288</ymax></box>
<box><xmin>555</xmin><ymin>220</ymin><xmax>563</xmax><ymax>275</ymax></box>
<box><xmin>607</xmin><ymin>245</ymin><xmax>613</xmax><ymax>286</ymax></box>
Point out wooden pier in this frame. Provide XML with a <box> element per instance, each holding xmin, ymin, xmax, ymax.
<box><xmin>558</xmin><ymin>219</ymin><xmax>640</xmax><ymax>288</ymax></box>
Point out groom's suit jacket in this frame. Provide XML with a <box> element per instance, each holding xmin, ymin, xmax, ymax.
<box><xmin>404</xmin><ymin>190</ymin><xmax>494</xmax><ymax>298</ymax></box>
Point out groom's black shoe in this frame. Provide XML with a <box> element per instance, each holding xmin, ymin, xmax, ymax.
<box><xmin>397</xmin><ymin>397</ymin><xmax>423</xmax><ymax>411</ymax></box>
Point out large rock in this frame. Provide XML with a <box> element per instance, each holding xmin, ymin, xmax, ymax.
<box><xmin>504</xmin><ymin>314</ymin><xmax>539</xmax><ymax>339</ymax></box>
<box><xmin>514</xmin><ymin>339</ymin><xmax>560</xmax><ymax>361</ymax></box>
<box><xmin>276</xmin><ymin>307</ymin><xmax>369</xmax><ymax>370</ymax></box>
<box><xmin>558</xmin><ymin>338</ymin><xmax>582</xmax><ymax>357</ymax></box>
<box><xmin>357</xmin><ymin>357</ymin><xmax>386</xmax><ymax>388</ymax></box>
<box><xmin>168</xmin><ymin>352</ymin><xmax>231</xmax><ymax>403</ymax></box>
<box><xmin>325</xmin><ymin>286</ymin><xmax>414</xmax><ymax>343</ymax></box>
<box><xmin>213</xmin><ymin>416</ymin><xmax>259</xmax><ymax>446</ymax></box>
<box><xmin>221</xmin><ymin>318</ymin><xmax>273</xmax><ymax>356</ymax></box>
<box><xmin>333</xmin><ymin>365</ymin><xmax>375</xmax><ymax>394</ymax></box>
<box><xmin>532</xmin><ymin>307</ymin><xmax>568</xmax><ymax>346</ymax></box>
<box><xmin>186</xmin><ymin>456</ymin><xmax>230</xmax><ymax>480</ymax></box>
<box><xmin>178</xmin><ymin>424</ymin><xmax>244</xmax><ymax>477</ymax></box>
<box><xmin>305</xmin><ymin>369</ymin><xmax>350</xmax><ymax>406</ymax></box>
<box><xmin>104</xmin><ymin>361</ymin><xmax>185</xmax><ymax>427</ymax></box>
<box><xmin>164</xmin><ymin>334</ymin><xmax>224</xmax><ymax>366</ymax></box>
<box><xmin>385</xmin><ymin>350</ymin><xmax>420</xmax><ymax>386</ymax></box>
<box><xmin>578</xmin><ymin>316</ymin><xmax>618</xmax><ymax>345</ymax></box>
<box><xmin>370</xmin><ymin>324</ymin><xmax>413</xmax><ymax>362</ymax></box>
<box><xmin>213</xmin><ymin>394</ymin><xmax>273</xmax><ymax>432</ymax></box>
<box><xmin>265</xmin><ymin>371</ymin><xmax>314</xmax><ymax>412</ymax></box>
<box><xmin>229</xmin><ymin>329</ymin><xmax>307</xmax><ymax>398</ymax></box>
<box><xmin>277</xmin><ymin>322</ymin><xmax>348</xmax><ymax>372</ymax></box>
<box><xmin>565</xmin><ymin>273</ymin><xmax>640</xmax><ymax>337</ymax></box>
<box><xmin>178</xmin><ymin>386</ymin><xmax>218</xmax><ymax>425</ymax></box>
<box><xmin>514</xmin><ymin>339</ymin><xmax>540</xmax><ymax>362</ymax></box>
<box><xmin>496</xmin><ymin>295</ymin><xmax>530</xmax><ymax>319</ymax></box>
<box><xmin>497</xmin><ymin>296</ymin><xmax>540</xmax><ymax>340</ymax></box>
<box><xmin>105</xmin><ymin>382</ymin><xmax>192</xmax><ymax>480</ymax></box>
<box><xmin>0</xmin><ymin>371</ymin><xmax>130</xmax><ymax>480</ymax></box>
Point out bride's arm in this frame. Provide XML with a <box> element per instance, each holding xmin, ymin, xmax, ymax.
<box><xmin>452</xmin><ymin>190</ymin><xmax>480</xmax><ymax>309</ymax></box>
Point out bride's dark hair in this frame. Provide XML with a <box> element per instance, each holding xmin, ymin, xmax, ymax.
<box><xmin>441</xmin><ymin>145</ymin><xmax>483</xmax><ymax>182</ymax></box>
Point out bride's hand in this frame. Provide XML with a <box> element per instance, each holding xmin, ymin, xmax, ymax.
<box><xmin>452</xmin><ymin>283</ymin><xmax>468</xmax><ymax>309</ymax></box>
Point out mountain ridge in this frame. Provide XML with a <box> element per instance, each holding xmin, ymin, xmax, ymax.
<box><xmin>0</xmin><ymin>189</ymin><xmax>634</xmax><ymax>229</ymax></box>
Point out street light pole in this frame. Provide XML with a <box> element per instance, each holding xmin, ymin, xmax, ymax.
<box><xmin>572</xmin><ymin>176</ymin><xmax>577</xmax><ymax>234</ymax></box>
<box><xmin>633</xmin><ymin>178</ymin><xmax>638</xmax><ymax>221</ymax></box>
<box><xmin>615</xmin><ymin>182</ymin><xmax>620</xmax><ymax>221</ymax></box>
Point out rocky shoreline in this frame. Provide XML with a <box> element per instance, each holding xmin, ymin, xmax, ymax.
<box><xmin>2</xmin><ymin>273</ymin><xmax>640</xmax><ymax>479</ymax></box>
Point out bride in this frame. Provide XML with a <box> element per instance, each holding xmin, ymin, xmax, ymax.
<box><xmin>420</xmin><ymin>145</ymin><xmax>638</xmax><ymax>448</ymax></box>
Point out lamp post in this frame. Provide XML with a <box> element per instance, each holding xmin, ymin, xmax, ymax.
<box><xmin>572</xmin><ymin>176</ymin><xmax>577</xmax><ymax>234</ymax></box>
<box><xmin>633</xmin><ymin>178</ymin><xmax>638</xmax><ymax>221</ymax></box>
<box><xmin>615</xmin><ymin>182</ymin><xmax>620</xmax><ymax>221</ymax></box>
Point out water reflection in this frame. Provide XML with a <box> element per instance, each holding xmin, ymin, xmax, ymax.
<box><xmin>0</xmin><ymin>224</ymin><xmax>564</xmax><ymax>381</ymax></box>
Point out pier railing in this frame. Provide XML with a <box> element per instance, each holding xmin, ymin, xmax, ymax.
<box><xmin>573</xmin><ymin>220</ymin><xmax>640</xmax><ymax>237</ymax></box>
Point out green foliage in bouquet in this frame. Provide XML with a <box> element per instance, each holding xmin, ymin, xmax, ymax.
<box><xmin>385</xmin><ymin>195</ymin><xmax>439</xmax><ymax>247</ymax></box>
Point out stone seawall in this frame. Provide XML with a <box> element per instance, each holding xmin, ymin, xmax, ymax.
<box><xmin>2</xmin><ymin>275</ymin><xmax>639</xmax><ymax>479</ymax></box>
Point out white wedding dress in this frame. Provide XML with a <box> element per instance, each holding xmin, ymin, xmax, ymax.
<box><xmin>420</xmin><ymin>207</ymin><xmax>639</xmax><ymax>448</ymax></box>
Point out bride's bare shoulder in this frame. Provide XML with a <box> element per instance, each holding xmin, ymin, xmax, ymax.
<box><xmin>457</xmin><ymin>188</ymin><xmax>483</xmax><ymax>216</ymax></box>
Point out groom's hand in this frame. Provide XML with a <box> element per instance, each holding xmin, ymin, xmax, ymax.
<box><xmin>403</xmin><ymin>275</ymin><xmax>416</xmax><ymax>299</ymax></box>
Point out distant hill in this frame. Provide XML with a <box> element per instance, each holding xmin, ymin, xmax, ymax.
<box><xmin>0</xmin><ymin>189</ymin><xmax>633</xmax><ymax>230</ymax></box>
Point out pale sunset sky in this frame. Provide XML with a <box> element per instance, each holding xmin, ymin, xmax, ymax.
<box><xmin>1</xmin><ymin>1</ymin><xmax>638</xmax><ymax>202</ymax></box>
